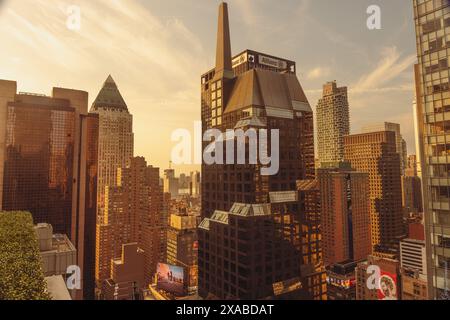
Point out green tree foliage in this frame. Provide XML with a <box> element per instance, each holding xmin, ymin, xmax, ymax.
<box><xmin>0</xmin><ymin>211</ymin><xmax>51</xmax><ymax>300</ymax></box>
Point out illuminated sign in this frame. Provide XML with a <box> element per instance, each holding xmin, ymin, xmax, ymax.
<box><xmin>327</xmin><ymin>276</ymin><xmax>356</xmax><ymax>289</ymax></box>
<box><xmin>258</xmin><ymin>55</ymin><xmax>288</xmax><ymax>69</ymax></box>
<box><xmin>156</xmin><ymin>263</ymin><xmax>186</xmax><ymax>297</ymax></box>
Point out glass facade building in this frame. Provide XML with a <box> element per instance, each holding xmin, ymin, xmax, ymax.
<box><xmin>0</xmin><ymin>81</ymin><xmax>99</xmax><ymax>300</ymax></box>
<box><xmin>413</xmin><ymin>0</ymin><xmax>450</xmax><ymax>299</ymax></box>
<box><xmin>3</xmin><ymin>96</ymin><xmax>76</xmax><ymax>235</ymax></box>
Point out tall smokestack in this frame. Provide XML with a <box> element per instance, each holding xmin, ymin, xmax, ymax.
<box><xmin>215</xmin><ymin>2</ymin><xmax>233</xmax><ymax>79</ymax></box>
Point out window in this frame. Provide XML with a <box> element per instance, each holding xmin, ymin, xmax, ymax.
<box><xmin>438</xmin><ymin>235</ymin><xmax>450</xmax><ymax>248</ymax></box>
<box><xmin>438</xmin><ymin>255</ymin><xmax>450</xmax><ymax>268</ymax></box>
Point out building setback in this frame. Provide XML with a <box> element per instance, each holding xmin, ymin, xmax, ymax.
<box><xmin>198</xmin><ymin>2</ymin><xmax>323</xmax><ymax>300</ymax></box>
<box><xmin>0</xmin><ymin>80</ymin><xmax>98</xmax><ymax>300</ymax></box>
<box><xmin>413</xmin><ymin>0</ymin><xmax>450</xmax><ymax>300</ymax></box>
<box><xmin>344</xmin><ymin>131</ymin><xmax>404</xmax><ymax>250</ymax></box>
<box><xmin>316</xmin><ymin>81</ymin><xmax>350</xmax><ymax>165</ymax></box>
<box><xmin>96</xmin><ymin>157</ymin><xmax>166</xmax><ymax>298</ymax></box>
<box><xmin>102</xmin><ymin>243</ymin><xmax>145</xmax><ymax>300</ymax></box>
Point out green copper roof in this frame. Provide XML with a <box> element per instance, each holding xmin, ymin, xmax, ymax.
<box><xmin>91</xmin><ymin>75</ymin><xmax>128</xmax><ymax>112</ymax></box>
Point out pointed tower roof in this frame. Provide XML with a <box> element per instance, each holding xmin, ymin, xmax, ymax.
<box><xmin>91</xmin><ymin>75</ymin><xmax>128</xmax><ymax>112</ymax></box>
<box><xmin>214</xmin><ymin>2</ymin><xmax>233</xmax><ymax>80</ymax></box>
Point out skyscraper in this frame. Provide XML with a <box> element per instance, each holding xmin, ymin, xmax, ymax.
<box><xmin>344</xmin><ymin>131</ymin><xmax>404</xmax><ymax>250</ymax></box>
<box><xmin>189</xmin><ymin>171</ymin><xmax>201</xmax><ymax>197</ymax></box>
<box><xmin>198</xmin><ymin>2</ymin><xmax>322</xmax><ymax>300</ymax></box>
<box><xmin>0</xmin><ymin>80</ymin><xmax>99</xmax><ymax>300</ymax></box>
<box><xmin>90</xmin><ymin>75</ymin><xmax>134</xmax><ymax>218</ymax></box>
<box><xmin>163</xmin><ymin>168</ymin><xmax>179</xmax><ymax>198</ymax></box>
<box><xmin>316</xmin><ymin>81</ymin><xmax>350</xmax><ymax>165</ymax></box>
<box><xmin>199</xmin><ymin>202</ymin><xmax>305</xmax><ymax>299</ymax></box>
<box><xmin>361</xmin><ymin>122</ymin><xmax>407</xmax><ymax>175</ymax></box>
<box><xmin>413</xmin><ymin>0</ymin><xmax>450</xmax><ymax>300</ymax></box>
<box><xmin>317</xmin><ymin>162</ymin><xmax>371</xmax><ymax>266</ymax></box>
<box><xmin>200</xmin><ymin>2</ymin><xmax>314</xmax><ymax>220</ymax></box>
<box><xmin>96</xmin><ymin>157</ymin><xmax>166</xmax><ymax>297</ymax></box>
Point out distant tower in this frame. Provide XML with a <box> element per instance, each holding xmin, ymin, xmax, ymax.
<box><xmin>163</xmin><ymin>168</ymin><xmax>179</xmax><ymax>198</ymax></box>
<box><xmin>361</xmin><ymin>122</ymin><xmax>407</xmax><ymax>175</ymax></box>
<box><xmin>344</xmin><ymin>131</ymin><xmax>404</xmax><ymax>250</ymax></box>
<box><xmin>90</xmin><ymin>75</ymin><xmax>134</xmax><ymax>219</ymax></box>
<box><xmin>316</xmin><ymin>81</ymin><xmax>350</xmax><ymax>166</ymax></box>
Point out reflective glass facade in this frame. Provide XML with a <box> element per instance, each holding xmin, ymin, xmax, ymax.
<box><xmin>413</xmin><ymin>0</ymin><xmax>450</xmax><ymax>299</ymax></box>
<box><xmin>3</xmin><ymin>98</ymin><xmax>75</xmax><ymax>236</ymax></box>
<box><xmin>0</xmin><ymin>83</ymin><xmax>99</xmax><ymax>300</ymax></box>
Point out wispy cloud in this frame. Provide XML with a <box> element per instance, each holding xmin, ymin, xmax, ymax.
<box><xmin>0</xmin><ymin>0</ymin><xmax>206</xmax><ymax>172</ymax></box>
<box><xmin>0</xmin><ymin>0</ymin><xmax>419</xmax><ymax>168</ymax></box>
<box><xmin>0</xmin><ymin>0</ymin><xmax>205</xmax><ymax>97</ymax></box>
<box><xmin>351</xmin><ymin>46</ymin><xmax>416</xmax><ymax>94</ymax></box>
<box><xmin>306</xmin><ymin>66</ymin><xmax>331</xmax><ymax>80</ymax></box>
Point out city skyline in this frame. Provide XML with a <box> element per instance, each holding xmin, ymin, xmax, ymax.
<box><xmin>0</xmin><ymin>0</ymin><xmax>448</xmax><ymax>303</ymax></box>
<box><xmin>0</xmin><ymin>0</ymin><xmax>418</xmax><ymax>174</ymax></box>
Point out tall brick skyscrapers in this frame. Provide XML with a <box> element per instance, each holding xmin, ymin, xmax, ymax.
<box><xmin>344</xmin><ymin>131</ymin><xmax>404</xmax><ymax>250</ymax></box>
<box><xmin>362</xmin><ymin>122</ymin><xmax>408</xmax><ymax>175</ymax></box>
<box><xmin>198</xmin><ymin>2</ymin><xmax>324</xmax><ymax>300</ymax></box>
<box><xmin>0</xmin><ymin>80</ymin><xmax>99</xmax><ymax>300</ymax></box>
<box><xmin>92</xmin><ymin>78</ymin><xmax>169</xmax><ymax>299</ymax></box>
<box><xmin>316</xmin><ymin>81</ymin><xmax>350</xmax><ymax>165</ymax></box>
<box><xmin>96</xmin><ymin>157</ymin><xmax>166</xmax><ymax>297</ymax></box>
<box><xmin>318</xmin><ymin>163</ymin><xmax>371</xmax><ymax>266</ymax></box>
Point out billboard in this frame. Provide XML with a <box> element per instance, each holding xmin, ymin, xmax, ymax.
<box><xmin>327</xmin><ymin>276</ymin><xmax>356</xmax><ymax>289</ymax></box>
<box><xmin>258</xmin><ymin>54</ymin><xmax>288</xmax><ymax>70</ymax></box>
<box><xmin>232</xmin><ymin>52</ymin><xmax>248</xmax><ymax>68</ymax></box>
<box><xmin>377</xmin><ymin>271</ymin><xmax>398</xmax><ymax>300</ymax></box>
<box><xmin>156</xmin><ymin>263</ymin><xmax>186</xmax><ymax>297</ymax></box>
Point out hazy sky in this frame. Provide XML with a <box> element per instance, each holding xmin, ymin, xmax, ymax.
<box><xmin>0</xmin><ymin>0</ymin><xmax>417</xmax><ymax>174</ymax></box>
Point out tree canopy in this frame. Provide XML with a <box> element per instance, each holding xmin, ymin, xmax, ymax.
<box><xmin>0</xmin><ymin>211</ymin><xmax>51</xmax><ymax>300</ymax></box>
